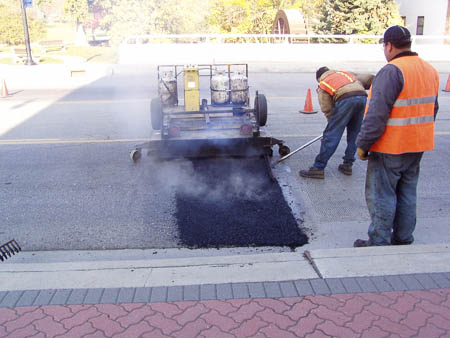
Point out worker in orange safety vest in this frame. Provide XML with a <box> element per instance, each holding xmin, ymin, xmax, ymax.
<box><xmin>354</xmin><ymin>25</ymin><xmax>440</xmax><ymax>247</ymax></box>
<box><xmin>299</xmin><ymin>67</ymin><xmax>374</xmax><ymax>179</ymax></box>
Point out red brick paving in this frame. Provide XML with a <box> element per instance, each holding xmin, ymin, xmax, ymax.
<box><xmin>0</xmin><ymin>289</ymin><xmax>449</xmax><ymax>338</ymax></box>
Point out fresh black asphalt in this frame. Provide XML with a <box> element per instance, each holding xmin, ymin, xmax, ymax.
<box><xmin>175</xmin><ymin>157</ymin><xmax>308</xmax><ymax>248</ymax></box>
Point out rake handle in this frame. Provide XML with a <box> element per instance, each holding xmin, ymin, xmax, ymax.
<box><xmin>275</xmin><ymin>134</ymin><xmax>323</xmax><ymax>165</ymax></box>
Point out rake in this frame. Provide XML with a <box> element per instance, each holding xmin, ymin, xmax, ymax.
<box><xmin>0</xmin><ymin>239</ymin><xmax>21</xmax><ymax>262</ymax></box>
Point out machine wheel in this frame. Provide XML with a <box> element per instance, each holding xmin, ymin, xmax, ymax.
<box><xmin>254</xmin><ymin>93</ymin><xmax>268</xmax><ymax>127</ymax></box>
<box><xmin>151</xmin><ymin>97</ymin><xmax>163</xmax><ymax>130</ymax></box>
<box><xmin>130</xmin><ymin>149</ymin><xmax>142</xmax><ymax>162</ymax></box>
<box><xmin>279</xmin><ymin>145</ymin><xmax>290</xmax><ymax>157</ymax></box>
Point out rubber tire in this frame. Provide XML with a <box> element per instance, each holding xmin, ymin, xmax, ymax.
<box><xmin>254</xmin><ymin>93</ymin><xmax>268</xmax><ymax>127</ymax></box>
<box><xmin>151</xmin><ymin>97</ymin><xmax>163</xmax><ymax>130</ymax></box>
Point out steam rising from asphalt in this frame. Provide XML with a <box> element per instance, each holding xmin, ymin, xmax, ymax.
<box><xmin>154</xmin><ymin>157</ymin><xmax>269</xmax><ymax>202</ymax></box>
<box><xmin>146</xmin><ymin>154</ymin><xmax>308</xmax><ymax>248</ymax></box>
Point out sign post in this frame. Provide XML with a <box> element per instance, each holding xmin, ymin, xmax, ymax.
<box><xmin>20</xmin><ymin>0</ymin><xmax>35</xmax><ymax>65</ymax></box>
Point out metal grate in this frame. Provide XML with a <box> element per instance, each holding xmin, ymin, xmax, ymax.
<box><xmin>0</xmin><ymin>240</ymin><xmax>21</xmax><ymax>262</ymax></box>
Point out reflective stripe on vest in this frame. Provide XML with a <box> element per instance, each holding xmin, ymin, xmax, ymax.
<box><xmin>318</xmin><ymin>71</ymin><xmax>355</xmax><ymax>96</ymax></box>
<box><xmin>393</xmin><ymin>96</ymin><xmax>436</xmax><ymax>107</ymax></box>
<box><xmin>365</xmin><ymin>56</ymin><xmax>439</xmax><ymax>154</ymax></box>
<box><xmin>387</xmin><ymin>114</ymin><xmax>434</xmax><ymax>126</ymax></box>
<box><xmin>365</xmin><ymin>95</ymin><xmax>436</xmax><ymax>108</ymax></box>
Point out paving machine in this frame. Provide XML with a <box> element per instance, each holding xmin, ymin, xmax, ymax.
<box><xmin>130</xmin><ymin>64</ymin><xmax>290</xmax><ymax>179</ymax></box>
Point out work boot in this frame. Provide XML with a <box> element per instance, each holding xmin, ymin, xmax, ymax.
<box><xmin>353</xmin><ymin>239</ymin><xmax>370</xmax><ymax>247</ymax></box>
<box><xmin>338</xmin><ymin>164</ymin><xmax>352</xmax><ymax>176</ymax></box>
<box><xmin>299</xmin><ymin>167</ymin><xmax>324</xmax><ymax>179</ymax></box>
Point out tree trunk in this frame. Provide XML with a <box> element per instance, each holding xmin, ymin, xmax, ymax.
<box><xmin>446</xmin><ymin>0</ymin><xmax>450</xmax><ymax>35</ymax></box>
<box><xmin>76</xmin><ymin>19</ymin><xmax>88</xmax><ymax>46</ymax></box>
<box><xmin>445</xmin><ymin>0</ymin><xmax>450</xmax><ymax>44</ymax></box>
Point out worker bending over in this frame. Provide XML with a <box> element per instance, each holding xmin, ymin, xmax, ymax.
<box><xmin>355</xmin><ymin>25</ymin><xmax>439</xmax><ymax>247</ymax></box>
<box><xmin>300</xmin><ymin>67</ymin><xmax>374</xmax><ymax>179</ymax></box>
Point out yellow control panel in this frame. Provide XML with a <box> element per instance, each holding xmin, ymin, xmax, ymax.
<box><xmin>184</xmin><ymin>67</ymin><xmax>200</xmax><ymax>111</ymax></box>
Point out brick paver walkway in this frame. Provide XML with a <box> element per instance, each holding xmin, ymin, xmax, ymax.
<box><xmin>1</xmin><ymin>288</ymin><xmax>449</xmax><ymax>337</ymax></box>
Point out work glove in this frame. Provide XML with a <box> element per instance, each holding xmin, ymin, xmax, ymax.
<box><xmin>357</xmin><ymin>147</ymin><xmax>369</xmax><ymax>161</ymax></box>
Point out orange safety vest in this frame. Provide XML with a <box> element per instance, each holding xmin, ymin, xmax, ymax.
<box><xmin>318</xmin><ymin>71</ymin><xmax>356</xmax><ymax>96</ymax></box>
<box><xmin>365</xmin><ymin>56</ymin><xmax>439</xmax><ymax>154</ymax></box>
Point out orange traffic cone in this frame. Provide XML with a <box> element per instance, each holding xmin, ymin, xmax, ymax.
<box><xmin>299</xmin><ymin>88</ymin><xmax>317</xmax><ymax>114</ymax></box>
<box><xmin>443</xmin><ymin>74</ymin><xmax>450</xmax><ymax>92</ymax></box>
<box><xmin>1</xmin><ymin>79</ymin><xmax>8</xmax><ymax>98</ymax></box>
<box><xmin>300</xmin><ymin>88</ymin><xmax>317</xmax><ymax>114</ymax></box>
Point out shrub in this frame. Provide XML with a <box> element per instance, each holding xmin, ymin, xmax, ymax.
<box><xmin>0</xmin><ymin>0</ymin><xmax>46</xmax><ymax>45</ymax></box>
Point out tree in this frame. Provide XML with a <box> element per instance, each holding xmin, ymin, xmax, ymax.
<box><xmin>0</xmin><ymin>0</ymin><xmax>46</xmax><ymax>45</ymax></box>
<box><xmin>93</xmin><ymin>0</ymin><xmax>157</xmax><ymax>45</ymax></box>
<box><xmin>94</xmin><ymin>0</ymin><xmax>211</xmax><ymax>45</ymax></box>
<box><xmin>63</xmin><ymin>0</ymin><xmax>89</xmax><ymax>45</ymax></box>
<box><xmin>314</xmin><ymin>0</ymin><xmax>402</xmax><ymax>40</ymax></box>
<box><xmin>207</xmin><ymin>0</ymin><xmax>320</xmax><ymax>34</ymax></box>
<box><xmin>153</xmin><ymin>0</ymin><xmax>210</xmax><ymax>34</ymax></box>
<box><xmin>36</xmin><ymin>0</ymin><xmax>56</xmax><ymax>20</ymax></box>
<box><xmin>446</xmin><ymin>0</ymin><xmax>450</xmax><ymax>35</ymax></box>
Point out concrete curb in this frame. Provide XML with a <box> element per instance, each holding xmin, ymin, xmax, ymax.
<box><xmin>1</xmin><ymin>244</ymin><xmax>449</xmax><ymax>291</ymax></box>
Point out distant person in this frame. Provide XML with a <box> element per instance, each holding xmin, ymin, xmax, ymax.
<box><xmin>354</xmin><ymin>25</ymin><xmax>439</xmax><ymax>247</ymax></box>
<box><xmin>299</xmin><ymin>67</ymin><xmax>374</xmax><ymax>179</ymax></box>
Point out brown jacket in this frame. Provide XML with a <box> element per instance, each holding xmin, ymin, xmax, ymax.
<box><xmin>317</xmin><ymin>70</ymin><xmax>374</xmax><ymax>119</ymax></box>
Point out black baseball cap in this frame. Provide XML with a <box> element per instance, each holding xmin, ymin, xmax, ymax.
<box><xmin>316</xmin><ymin>66</ymin><xmax>329</xmax><ymax>80</ymax></box>
<box><xmin>380</xmin><ymin>25</ymin><xmax>411</xmax><ymax>45</ymax></box>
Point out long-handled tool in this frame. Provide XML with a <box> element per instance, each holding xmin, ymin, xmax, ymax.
<box><xmin>274</xmin><ymin>134</ymin><xmax>323</xmax><ymax>166</ymax></box>
<box><xmin>0</xmin><ymin>239</ymin><xmax>21</xmax><ymax>262</ymax></box>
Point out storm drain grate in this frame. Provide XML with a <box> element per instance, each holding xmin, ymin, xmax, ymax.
<box><xmin>0</xmin><ymin>239</ymin><xmax>21</xmax><ymax>262</ymax></box>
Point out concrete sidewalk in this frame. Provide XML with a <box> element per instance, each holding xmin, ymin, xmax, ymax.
<box><xmin>1</xmin><ymin>244</ymin><xmax>450</xmax><ymax>337</ymax></box>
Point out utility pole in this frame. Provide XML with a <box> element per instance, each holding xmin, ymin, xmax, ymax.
<box><xmin>20</xmin><ymin>0</ymin><xmax>36</xmax><ymax>66</ymax></box>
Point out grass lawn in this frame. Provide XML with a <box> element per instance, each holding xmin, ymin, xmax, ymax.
<box><xmin>0</xmin><ymin>22</ymin><xmax>117</xmax><ymax>64</ymax></box>
<box><xmin>57</xmin><ymin>45</ymin><xmax>118</xmax><ymax>63</ymax></box>
<box><xmin>38</xmin><ymin>57</ymin><xmax>65</xmax><ymax>64</ymax></box>
<box><xmin>0</xmin><ymin>56</ymin><xmax>64</xmax><ymax>64</ymax></box>
<box><xmin>0</xmin><ymin>45</ymin><xmax>118</xmax><ymax>64</ymax></box>
<box><xmin>45</xmin><ymin>22</ymin><xmax>77</xmax><ymax>41</ymax></box>
<box><xmin>42</xmin><ymin>22</ymin><xmax>117</xmax><ymax>63</ymax></box>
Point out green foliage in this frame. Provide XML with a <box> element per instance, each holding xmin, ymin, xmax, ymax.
<box><xmin>36</xmin><ymin>0</ymin><xmax>54</xmax><ymax>5</ymax></box>
<box><xmin>314</xmin><ymin>0</ymin><xmax>403</xmax><ymax>40</ymax></box>
<box><xmin>63</xmin><ymin>0</ymin><xmax>89</xmax><ymax>24</ymax></box>
<box><xmin>0</xmin><ymin>0</ymin><xmax>407</xmax><ymax>47</ymax></box>
<box><xmin>36</xmin><ymin>0</ymin><xmax>57</xmax><ymax>20</ymax></box>
<box><xmin>99</xmin><ymin>0</ymin><xmax>157</xmax><ymax>45</ymax></box>
<box><xmin>153</xmin><ymin>0</ymin><xmax>210</xmax><ymax>34</ymax></box>
<box><xmin>207</xmin><ymin>0</ymin><xmax>321</xmax><ymax>34</ymax></box>
<box><xmin>95</xmin><ymin>0</ymin><xmax>211</xmax><ymax>45</ymax></box>
<box><xmin>36</xmin><ymin>0</ymin><xmax>55</xmax><ymax>12</ymax></box>
<box><xmin>0</xmin><ymin>0</ymin><xmax>46</xmax><ymax>45</ymax></box>
<box><xmin>208</xmin><ymin>0</ymin><xmax>273</xmax><ymax>34</ymax></box>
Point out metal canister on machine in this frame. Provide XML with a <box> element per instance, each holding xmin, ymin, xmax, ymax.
<box><xmin>230</xmin><ymin>71</ymin><xmax>248</xmax><ymax>105</ymax></box>
<box><xmin>211</xmin><ymin>70</ymin><xmax>229</xmax><ymax>105</ymax></box>
<box><xmin>159</xmin><ymin>71</ymin><xmax>178</xmax><ymax>105</ymax></box>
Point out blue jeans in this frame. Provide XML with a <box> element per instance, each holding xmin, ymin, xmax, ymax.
<box><xmin>365</xmin><ymin>152</ymin><xmax>423</xmax><ymax>246</ymax></box>
<box><xmin>313</xmin><ymin>96</ymin><xmax>366</xmax><ymax>170</ymax></box>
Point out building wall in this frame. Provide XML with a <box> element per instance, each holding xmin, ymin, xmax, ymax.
<box><xmin>396</xmin><ymin>0</ymin><xmax>448</xmax><ymax>35</ymax></box>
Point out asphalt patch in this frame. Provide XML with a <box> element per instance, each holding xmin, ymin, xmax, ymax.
<box><xmin>175</xmin><ymin>157</ymin><xmax>308</xmax><ymax>248</ymax></box>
